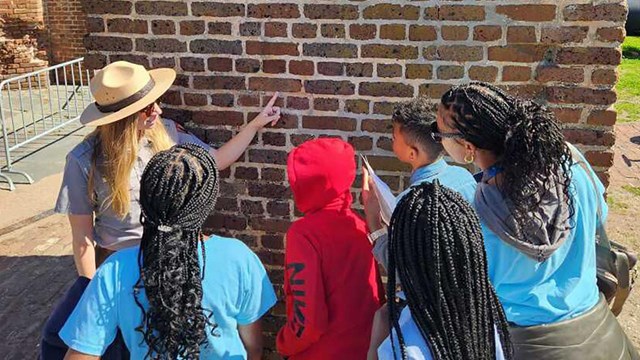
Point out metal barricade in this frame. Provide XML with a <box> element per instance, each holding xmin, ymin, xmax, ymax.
<box><xmin>0</xmin><ymin>57</ymin><xmax>93</xmax><ymax>190</ymax></box>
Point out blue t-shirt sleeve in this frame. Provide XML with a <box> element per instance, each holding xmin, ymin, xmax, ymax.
<box><xmin>236</xmin><ymin>249</ymin><xmax>277</xmax><ymax>325</ymax></box>
<box><xmin>59</xmin><ymin>258</ymin><xmax>120</xmax><ymax>356</ymax></box>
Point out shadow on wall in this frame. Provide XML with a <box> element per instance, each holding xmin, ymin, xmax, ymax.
<box><xmin>0</xmin><ymin>255</ymin><xmax>75</xmax><ymax>359</ymax></box>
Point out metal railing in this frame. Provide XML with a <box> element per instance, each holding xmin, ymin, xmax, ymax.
<box><xmin>0</xmin><ymin>57</ymin><xmax>93</xmax><ymax>190</ymax></box>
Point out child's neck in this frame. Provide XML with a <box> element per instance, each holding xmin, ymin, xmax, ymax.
<box><xmin>410</xmin><ymin>156</ymin><xmax>439</xmax><ymax>172</ymax></box>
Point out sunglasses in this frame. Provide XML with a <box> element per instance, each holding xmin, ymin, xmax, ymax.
<box><xmin>141</xmin><ymin>103</ymin><xmax>156</xmax><ymax>117</ymax></box>
<box><xmin>430</xmin><ymin>122</ymin><xmax>464</xmax><ymax>143</ymax></box>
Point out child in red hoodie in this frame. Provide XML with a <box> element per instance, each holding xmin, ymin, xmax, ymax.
<box><xmin>277</xmin><ymin>138</ymin><xmax>382</xmax><ymax>360</ymax></box>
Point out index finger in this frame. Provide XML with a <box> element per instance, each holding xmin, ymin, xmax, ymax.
<box><xmin>362</xmin><ymin>166</ymin><xmax>370</xmax><ymax>191</ymax></box>
<box><xmin>265</xmin><ymin>92</ymin><xmax>279</xmax><ymax>108</ymax></box>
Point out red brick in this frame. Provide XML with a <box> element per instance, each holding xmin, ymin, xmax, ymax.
<box><xmin>292</xmin><ymin>23</ymin><xmax>317</xmax><ymax>38</ymax></box>
<box><xmin>208</xmin><ymin>57</ymin><xmax>232</xmax><ymax>72</ymax></box>
<box><xmin>305</xmin><ymin>80</ymin><xmax>355</xmax><ymax>95</ymax></box>
<box><xmin>239</xmin><ymin>22</ymin><xmax>261</xmax><ymax>36</ymax></box>
<box><xmin>349</xmin><ymin>136</ymin><xmax>374</xmax><ymax>151</ymax></box>
<box><xmin>314</xmin><ymin>98</ymin><xmax>340</xmax><ymax>111</ymax></box>
<box><xmin>373</xmin><ymin>102</ymin><xmax>397</xmax><ymax>116</ymax></box>
<box><xmin>205</xmin><ymin>214</ymin><xmax>247</xmax><ymax>231</ymax></box>
<box><xmin>425</xmin><ymin>5</ymin><xmax>485</xmax><ymax>21</ymax></box>
<box><xmin>192</xmin><ymin>110</ymin><xmax>244</xmax><ymax>126</ymax></box>
<box><xmin>441</xmin><ymin>26</ymin><xmax>468</xmax><ymax>41</ymax></box>
<box><xmin>136</xmin><ymin>1</ymin><xmax>187</xmax><ymax>16</ymax></box>
<box><xmin>289</xmin><ymin>60</ymin><xmax>314</xmax><ymax>76</ymax></box>
<box><xmin>362</xmin><ymin>44</ymin><xmax>418</xmax><ymax>59</ymax></box>
<box><xmin>238</xmin><ymin>94</ymin><xmax>260</xmax><ymax>107</ymax></box>
<box><xmin>419</xmin><ymin>83</ymin><xmax>453</xmax><ymax>99</ymax></box>
<box><xmin>287</xmin><ymin>96</ymin><xmax>310</xmax><ymax>110</ymax></box>
<box><xmin>367</xmin><ymin>155</ymin><xmax>411</xmax><ymax>172</ymax></box>
<box><xmin>562</xmin><ymin>129</ymin><xmax>615</xmax><ymax>147</ymax></box>
<box><xmin>488</xmin><ymin>45</ymin><xmax>551</xmax><ymax>63</ymax></box>
<box><xmin>469</xmin><ymin>66</ymin><xmax>498</xmax><ymax>82</ymax></box>
<box><xmin>596</xmin><ymin>27</ymin><xmax>626</xmax><ymax>43</ymax></box>
<box><xmin>304</xmin><ymin>4</ymin><xmax>358</xmax><ymax>20</ymax></box>
<box><xmin>363</xmin><ymin>4</ymin><xmax>419</xmax><ymax>20</ymax></box>
<box><xmin>180</xmin><ymin>21</ymin><xmax>205</xmax><ymax>35</ymax></box>
<box><xmin>209</xmin><ymin>22</ymin><xmax>232</xmax><ymax>35</ymax></box>
<box><xmin>248</xmin><ymin>3</ymin><xmax>300</xmax><ymax>18</ymax></box>
<box><xmin>291</xmin><ymin>134</ymin><xmax>316</xmax><ymax>146</ymax></box>
<box><xmin>84</xmin><ymin>35</ymin><xmax>132</xmax><ymax>51</ymax></box>
<box><xmin>151</xmin><ymin>20</ymin><xmax>175</xmax><ymax>35</ymax></box>
<box><xmin>241</xmin><ymin>200</ymin><xmax>264</xmax><ymax>215</ymax></box>
<box><xmin>262</xmin><ymin>132</ymin><xmax>287</xmax><ymax>147</ymax></box>
<box><xmin>556</xmin><ymin>47</ymin><xmax>621</xmax><ymax>66</ymax></box>
<box><xmin>262</xmin><ymin>168</ymin><xmax>286</xmax><ymax>182</ymax></box>
<box><xmin>426</xmin><ymin>45</ymin><xmax>483</xmax><ymax>62</ymax></box>
<box><xmin>317</xmin><ymin>62</ymin><xmax>343</xmax><ymax>76</ymax></box>
<box><xmin>345</xmin><ymin>100</ymin><xmax>370</xmax><ymax>114</ymax></box>
<box><xmin>235</xmin><ymin>167</ymin><xmax>259</xmax><ymax>180</ymax></box>
<box><xmin>303</xmin><ymin>43</ymin><xmax>357</xmax><ymax>58</ymax></box>
<box><xmin>302</xmin><ymin>116</ymin><xmax>357</xmax><ymax>131</ymax></box>
<box><xmin>474</xmin><ymin>26</ymin><xmax>502</xmax><ymax>42</ymax></box>
<box><xmin>359</xmin><ymin>82</ymin><xmax>414</xmax><ymax>98</ymax></box>
<box><xmin>191</xmin><ymin>2</ymin><xmax>245</xmax><ymax>17</ymax></box>
<box><xmin>406</xmin><ymin>64</ymin><xmax>433</xmax><ymax>79</ymax></box>
<box><xmin>184</xmin><ymin>93</ymin><xmax>208</xmax><ymax>106</ymax></box>
<box><xmin>362</xmin><ymin>119</ymin><xmax>392</xmax><ymax>133</ymax></box>
<box><xmin>248</xmin><ymin>183</ymin><xmax>291</xmax><ymax>198</ymax></box>
<box><xmin>380</xmin><ymin>24</ymin><xmax>406</xmax><ymax>40</ymax></box>
<box><xmin>541</xmin><ymin>27</ymin><xmax>588</xmax><ymax>44</ymax></box>
<box><xmin>546</xmin><ymin>87</ymin><xmax>616</xmax><ymax>106</ymax></box>
<box><xmin>350</xmin><ymin>24</ymin><xmax>376</xmax><ymax>40</ymax></box>
<box><xmin>378</xmin><ymin>64</ymin><xmax>402</xmax><ymax>78</ymax></box>
<box><xmin>496</xmin><ymin>5</ymin><xmax>556</xmax><ymax>21</ymax></box>
<box><xmin>321</xmin><ymin>24</ymin><xmax>345</xmax><ymax>38</ymax></box>
<box><xmin>193</xmin><ymin>76</ymin><xmax>245</xmax><ymax>90</ymax></box>
<box><xmin>563</xmin><ymin>4</ymin><xmax>627</xmax><ymax>22</ymax></box>
<box><xmin>84</xmin><ymin>1</ymin><xmax>131</xmax><ymax>15</ymax></box>
<box><xmin>247</xmin><ymin>41</ymin><xmax>299</xmax><ymax>56</ymax></box>
<box><xmin>249</xmin><ymin>77</ymin><xmax>301</xmax><ymax>92</ymax></box>
<box><xmin>235</xmin><ymin>58</ymin><xmax>261</xmax><ymax>73</ymax></box>
<box><xmin>346</xmin><ymin>63</ymin><xmax>373</xmax><ymax>77</ymax></box>
<box><xmin>107</xmin><ymin>19</ymin><xmax>147</xmax><ymax>34</ymax></box>
<box><xmin>551</xmin><ymin>108</ymin><xmax>582</xmax><ymax>124</ymax></box>
<box><xmin>585</xmin><ymin>151</ymin><xmax>614</xmax><ymax>168</ymax></box>
<box><xmin>249</xmin><ymin>149</ymin><xmax>288</xmax><ymax>165</ymax></box>
<box><xmin>180</xmin><ymin>57</ymin><xmax>205</xmax><ymax>72</ymax></box>
<box><xmin>191</xmin><ymin>40</ymin><xmax>242</xmax><ymax>55</ymax></box>
<box><xmin>502</xmin><ymin>66</ymin><xmax>531</xmax><ymax>82</ymax></box>
<box><xmin>263</xmin><ymin>60</ymin><xmax>286</xmax><ymax>74</ymax></box>
<box><xmin>437</xmin><ymin>65</ymin><xmax>464</xmax><ymax>80</ymax></box>
<box><xmin>591</xmin><ymin>69</ymin><xmax>618</xmax><ymax>86</ymax></box>
<box><xmin>408</xmin><ymin>25</ymin><xmax>437</xmax><ymax>41</ymax></box>
<box><xmin>587</xmin><ymin>110</ymin><xmax>616</xmax><ymax>126</ymax></box>
<box><xmin>535</xmin><ymin>66</ymin><xmax>584</xmax><ymax>83</ymax></box>
<box><xmin>507</xmin><ymin>26</ymin><xmax>537</xmax><ymax>43</ymax></box>
<box><xmin>266</xmin><ymin>202</ymin><xmax>290</xmax><ymax>217</ymax></box>
<box><xmin>265</xmin><ymin>22</ymin><xmax>287</xmax><ymax>37</ymax></box>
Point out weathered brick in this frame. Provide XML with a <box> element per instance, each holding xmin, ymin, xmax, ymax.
<box><xmin>238</xmin><ymin>94</ymin><xmax>260</xmax><ymax>107</ymax></box>
<box><xmin>321</xmin><ymin>24</ymin><xmax>346</xmax><ymax>38</ymax></box>
<box><xmin>184</xmin><ymin>93</ymin><xmax>208</xmax><ymax>106</ymax></box>
<box><xmin>83</xmin><ymin>53</ymin><xmax>107</xmax><ymax>70</ymax></box>
<box><xmin>541</xmin><ymin>27</ymin><xmax>588</xmax><ymax>44</ymax></box>
<box><xmin>263</xmin><ymin>60</ymin><xmax>286</xmax><ymax>74</ymax></box>
<box><xmin>84</xmin><ymin>1</ymin><xmax>131</xmax><ymax>15</ymax></box>
<box><xmin>293</xmin><ymin>23</ymin><xmax>317</xmax><ymax>38</ymax></box>
<box><xmin>425</xmin><ymin>5</ymin><xmax>485</xmax><ymax>21</ymax></box>
<box><xmin>84</xmin><ymin>36</ymin><xmax>132</xmax><ymax>51</ymax></box>
<box><xmin>427</xmin><ymin>45</ymin><xmax>483</xmax><ymax>62</ymax></box>
<box><xmin>363</xmin><ymin>4</ymin><xmax>419</xmax><ymax>20</ymax></box>
<box><xmin>349</xmin><ymin>136</ymin><xmax>374</xmax><ymax>151</ymax></box>
<box><xmin>556</xmin><ymin>47</ymin><xmax>621</xmax><ymax>65</ymax></box>
<box><xmin>362</xmin><ymin>44</ymin><xmax>418</xmax><ymax>59</ymax></box>
<box><xmin>591</xmin><ymin>69</ymin><xmax>618</xmax><ymax>85</ymax></box>
<box><xmin>289</xmin><ymin>60</ymin><xmax>314</xmax><ymax>76</ymax></box>
<box><xmin>262</xmin><ymin>132</ymin><xmax>287</xmax><ymax>147</ymax></box>
<box><xmin>406</xmin><ymin>64</ymin><xmax>433</xmax><ymax>79</ymax></box>
<box><xmin>246</xmin><ymin>41</ymin><xmax>298</xmax><ymax>56</ymax></box>
<box><xmin>304</xmin><ymin>4</ymin><xmax>358</xmax><ymax>20</ymax></box>
<box><xmin>563</xmin><ymin>4</ymin><xmax>627</xmax><ymax>22</ymax></box>
<box><xmin>587</xmin><ymin>110</ymin><xmax>617</xmax><ymax>126</ymax></box>
<box><xmin>136</xmin><ymin>39</ymin><xmax>186</xmax><ymax>53</ymax></box>
<box><xmin>151</xmin><ymin>20</ymin><xmax>175</xmax><ymax>35</ymax></box>
<box><xmin>562</xmin><ymin>129</ymin><xmax>615</xmax><ymax>147</ymax></box>
<box><xmin>419</xmin><ymin>83</ymin><xmax>453</xmax><ymax>99</ymax></box>
<box><xmin>546</xmin><ymin>87</ymin><xmax>616</xmax><ymax>105</ymax></box>
<box><xmin>345</xmin><ymin>100</ymin><xmax>370</xmax><ymax>114</ymax></box>
<box><xmin>408</xmin><ymin>25</ymin><xmax>437</xmax><ymax>41</ymax></box>
<box><xmin>305</xmin><ymin>80</ymin><xmax>355</xmax><ymax>95</ymax></box>
<box><xmin>291</xmin><ymin>134</ymin><xmax>317</xmax><ymax>146</ymax></box>
<box><xmin>442</xmin><ymin>26</ymin><xmax>468</xmax><ymax>41</ymax></box>
<box><xmin>241</xmin><ymin>200</ymin><xmax>264</xmax><ymax>215</ymax></box>
<box><xmin>191</xmin><ymin>2</ymin><xmax>245</xmax><ymax>17</ymax></box>
<box><xmin>314</xmin><ymin>98</ymin><xmax>340</xmax><ymax>111</ymax></box>
<box><xmin>302</xmin><ymin>116</ymin><xmax>357</xmax><ymax>131</ymax></box>
<box><xmin>346</xmin><ymin>63</ymin><xmax>373</xmax><ymax>77</ymax></box>
<box><xmin>136</xmin><ymin>1</ymin><xmax>187</xmax><ymax>16</ymax></box>
<box><xmin>496</xmin><ymin>5</ymin><xmax>556</xmax><ymax>21</ymax></box>
<box><xmin>192</xmin><ymin>110</ymin><xmax>244</xmax><ymax>126</ymax></box>
<box><xmin>235</xmin><ymin>167</ymin><xmax>259</xmax><ymax>180</ymax></box>
<box><xmin>360</xmin><ymin>82</ymin><xmax>414</xmax><ymax>97</ymax></box>
<box><xmin>211</xmin><ymin>94</ymin><xmax>235</xmax><ymax>107</ymax></box>
<box><xmin>208</xmin><ymin>57</ymin><xmax>232</xmax><ymax>72</ymax></box>
<box><xmin>235</xmin><ymin>58</ymin><xmax>261</xmax><ymax>73</ymax></box>
<box><xmin>473</xmin><ymin>26</ymin><xmax>501</xmax><ymax>42</ymax></box>
<box><xmin>373</xmin><ymin>102</ymin><xmax>396</xmax><ymax>116</ymax></box>
<box><xmin>249</xmin><ymin>149</ymin><xmax>288</xmax><ymax>165</ymax></box>
<box><xmin>437</xmin><ymin>65</ymin><xmax>464</xmax><ymax>80</ymax></box>
<box><xmin>585</xmin><ymin>151</ymin><xmax>614</xmax><ymax>168</ymax></box>
<box><xmin>361</xmin><ymin>119</ymin><xmax>392</xmax><ymax>133</ymax></box>
<box><xmin>551</xmin><ymin>108</ymin><xmax>582</xmax><ymax>124</ymax></box>
<box><xmin>535</xmin><ymin>66</ymin><xmax>584</xmax><ymax>83</ymax></box>
<box><xmin>209</xmin><ymin>22</ymin><xmax>232</xmax><ymax>35</ymax></box>
<box><xmin>380</xmin><ymin>24</ymin><xmax>406</xmax><ymax>40</ymax></box>
<box><xmin>109</xmin><ymin>54</ymin><xmax>149</xmax><ymax>67</ymax></box>
<box><xmin>249</xmin><ymin>77</ymin><xmax>302</xmax><ymax>92</ymax></box>
<box><xmin>191</xmin><ymin>40</ymin><xmax>242</xmax><ymax>55</ymax></box>
<box><xmin>86</xmin><ymin>17</ymin><xmax>105</xmax><ymax>33</ymax></box>
<box><xmin>262</xmin><ymin>168</ymin><xmax>286</xmax><ymax>181</ymax></box>
<box><xmin>317</xmin><ymin>62</ymin><xmax>344</xmax><ymax>76</ymax></box>
<box><xmin>107</xmin><ymin>18</ymin><xmax>147</xmax><ymax>34</ymax></box>
<box><xmin>180</xmin><ymin>57</ymin><xmax>205</xmax><ymax>72</ymax></box>
<box><xmin>180</xmin><ymin>21</ymin><xmax>205</xmax><ymax>35</ymax></box>
<box><xmin>502</xmin><ymin>66</ymin><xmax>531</xmax><ymax>82</ymax></box>
<box><xmin>287</xmin><ymin>96</ymin><xmax>310</xmax><ymax>110</ymax></box>
<box><xmin>151</xmin><ymin>57</ymin><xmax>175</xmax><ymax>69</ymax></box>
<box><xmin>507</xmin><ymin>26</ymin><xmax>537</xmax><ymax>43</ymax></box>
<box><xmin>240</xmin><ymin>22</ymin><xmax>261</xmax><ymax>36</ymax></box>
<box><xmin>205</xmin><ymin>214</ymin><xmax>247</xmax><ymax>231</ymax></box>
<box><xmin>376</xmin><ymin>137</ymin><xmax>393</xmax><ymax>151</ymax></box>
<box><xmin>193</xmin><ymin>76</ymin><xmax>245</xmax><ymax>90</ymax></box>
<box><xmin>265</xmin><ymin>22</ymin><xmax>287</xmax><ymax>37</ymax></box>
<box><xmin>367</xmin><ymin>155</ymin><xmax>411</xmax><ymax>172</ymax></box>
<box><xmin>469</xmin><ymin>66</ymin><xmax>498</xmax><ymax>82</ymax></box>
<box><xmin>378</xmin><ymin>64</ymin><xmax>402</xmax><ymax>78</ymax></box>
<box><xmin>488</xmin><ymin>45</ymin><xmax>552</xmax><ymax>63</ymax></box>
<box><xmin>248</xmin><ymin>3</ymin><xmax>300</xmax><ymax>18</ymax></box>
<box><xmin>349</xmin><ymin>24</ymin><xmax>377</xmax><ymax>40</ymax></box>
<box><xmin>303</xmin><ymin>43</ymin><xmax>357</xmax><ymax>58</ymax></box>
<box><xmin>266</xmin><ymin>202</ymin><xmax>290</xmax><ymax>218</ymax></box>
<box><xmin>596</xmin><ymin>27</ymin><xmax>626</xmax><ymax>43</ymax></box>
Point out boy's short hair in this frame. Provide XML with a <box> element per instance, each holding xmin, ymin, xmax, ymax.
<box><xmin>392</xmin><ymin>97</ymin><xmax>443</xmax><ymax>158</ymax></box>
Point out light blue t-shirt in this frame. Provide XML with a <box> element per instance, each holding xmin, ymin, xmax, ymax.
<box><xmin>377</xmin><ymin>306</ymin><xmax>506</xmax><ymax>360</ymax></box>
<box><xmin>60</xmin><ymin>235</ymin><xmax>277</xmax><ymax>359</ymax></box>
<box><xmin>482</xmin><ymin>149</ymin><xmax>604</xmax><ymax>326</ymax></box>
<box><xmin>397</xmin><ymin>158</ymin><xmax>477</xmax><ymax>204</ymax></box>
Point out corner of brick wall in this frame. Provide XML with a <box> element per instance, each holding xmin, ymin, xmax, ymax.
<box><xmin>81</xmin><ymin>1</ymin><xmax>627</xmax><ymax>357</ymax></box>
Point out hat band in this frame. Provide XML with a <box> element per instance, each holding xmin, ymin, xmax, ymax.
<box><xmin>95</xmin><ymin>78</ymin><xmax>156</xmax><ymax>113</ymax></box>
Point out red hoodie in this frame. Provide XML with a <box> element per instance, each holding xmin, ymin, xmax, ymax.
<box><xmin>277</xmin><ymin>138</ymin><xmax>382</xmax><ymax>360</ymax></box>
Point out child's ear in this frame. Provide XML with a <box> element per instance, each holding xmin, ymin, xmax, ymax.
<box><xmin>409</xmin><ymin>146</ymin><xmax>419</xmax><ymax>161</ymax></box>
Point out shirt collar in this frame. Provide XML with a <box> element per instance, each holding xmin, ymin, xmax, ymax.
<box><xmin>409</xmin><ymin>158</ymin><xmax>448</xmax><ymax>185</ymax></box>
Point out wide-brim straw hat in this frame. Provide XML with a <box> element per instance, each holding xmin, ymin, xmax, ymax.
<box><xmin>80</xmin><ymin>61</ymin><xmax>176</xmax><ymax>127</ymax></box>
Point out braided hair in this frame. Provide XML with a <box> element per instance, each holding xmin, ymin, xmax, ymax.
<box><xmin>440</xmin><ymin>82</ymin><xmax>574</xmax><ymax>240</ymax></box>
<box><xmin>134</xmin><ymin>143</ymin><xmax>220</xmax><ymax>359</ymax></box>
<box><xmin>387</xmin><ymin>182</ymin><xmax>512</xmax><ymax>360</ymax></box>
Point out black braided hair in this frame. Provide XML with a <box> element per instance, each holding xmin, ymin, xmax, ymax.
<box><xmin>392</xmin><ymin>97</ymin><xmax>443</xmax><ymax>159</ymax></box>
<box><xmin>134</xmin><ymin>143</ymin><xmax>220</xmax><ymax>359</ymax></box>
<box><xmin>440</xmin><ymin>82</ymin><xmax>574</xmax><ymax>240</ymax></box>
<box><xmin>387</xmin><ymin>182</ymin><xmax>513</xmax><ymax>360</ymax></box>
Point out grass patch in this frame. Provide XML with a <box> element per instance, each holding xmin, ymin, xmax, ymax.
<box><xmin>607</xmin><ymin>195</ymin><xmax>629</xmax><ymax>211</ymax></box>
<box><xmin>622</xmin><ymin>185</ymin><xmax>640</xmax><ymax>197</ymax></box>
<box><xmin>622</xmin><ymin>36</ymin><xmax>640</xmax><ymax>59</ymax></box>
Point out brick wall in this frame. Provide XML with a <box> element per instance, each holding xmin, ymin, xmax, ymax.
<box><xmin>82</xmin><ymin>1</ymin><xmax>627</xmax><ymax>357</ymax></box>
<box><xmin>43</xmin><ymin>0</ymin><xmax>87</xmax><ymax>64</ymax></box>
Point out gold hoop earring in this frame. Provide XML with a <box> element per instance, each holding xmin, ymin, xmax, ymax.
<box><xmin>464</xmin><ymin>153</ymin><xmax>475</xmax><ymax>164</ymax></box>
